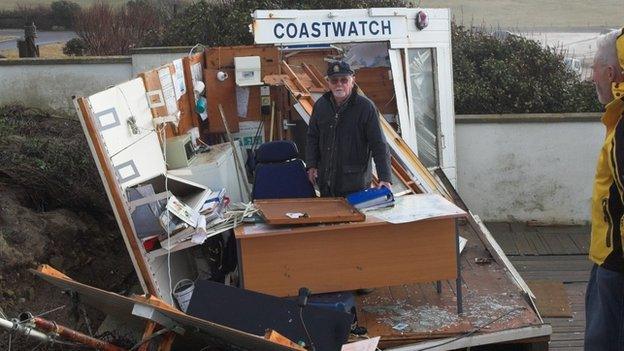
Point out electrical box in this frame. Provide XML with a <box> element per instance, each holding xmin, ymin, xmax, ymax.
<box><xmin>165</xmin><ymin>134</ymin><xmax>196</xmax><ymax>169</ymax></box>
<box><xmin>234</xmin><ymin>56</ymin><xmax>262</xmax><ymax>86</ymax></box>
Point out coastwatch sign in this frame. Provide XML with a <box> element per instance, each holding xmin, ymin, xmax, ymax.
<box><xmin>253</xmin><ymin>10</ymin><xmax>409</xmax><ymax>44</ymax></box>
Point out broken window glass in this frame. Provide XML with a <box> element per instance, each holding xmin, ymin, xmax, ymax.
<box><xmin>407</xmin><ymin>48</ymin><xmax>439</xmax><ymax>168</ymax></box>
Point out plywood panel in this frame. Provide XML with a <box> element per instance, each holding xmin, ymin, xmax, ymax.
<box><xmin>205</xmin><ymin>68</ymin><xmax>239</xmax><ymax>133</ymax></box>
<box><xmin>254</xmin><ymin>198</ymin><xmax>364</xmax><ymax>225</ymax></box>
<box><xmin>355</xmin><ymin>67</ymin><xmax>397</xmax><ymax>115</ymax></box>
<box><xmin>285</xmin><ymin>49</ymin><xmax>336</xmax><ymax>76</ymax></box>
<box><xmin>205</xmin><ymin>45</ymin><xmax>280</xmax><ymax>74</ymax></box>
<box><xmin>238</xmin><ymin>218</ymin><xmax>457</xmax><ymax>296</ymax></box>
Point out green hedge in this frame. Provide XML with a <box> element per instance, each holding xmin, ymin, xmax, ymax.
<box><xmin>452</xmin><ymin>24</ymin><xmax>601</xmax><ymax>113</ymax></box>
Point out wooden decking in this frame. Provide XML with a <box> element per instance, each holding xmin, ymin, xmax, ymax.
<box><xmin>488</xmin><ymin>222</ymin><xmax>592</xmax><ymax>350</ymax></box>
<box><xmin>355</xmin><ymin>221</ymin><xmax>546</xmax><ymax>349</ymax></box>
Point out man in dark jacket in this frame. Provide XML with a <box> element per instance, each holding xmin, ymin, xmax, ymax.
<box><xmin>305</xmin><ymin>61</ymin><xmax>392</xmax><ymax>197</ymax></box>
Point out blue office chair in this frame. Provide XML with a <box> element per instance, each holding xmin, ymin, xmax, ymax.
<box><xmin>252</xmin><ymin>140</ymin><xmax>316</xmax><ymax>199</ymax></box>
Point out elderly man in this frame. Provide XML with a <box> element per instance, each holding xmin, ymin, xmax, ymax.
<box><xmin>305</xmin><ymin>60</ymin><xmax>392</xmax><ymax>197</ymax></box>
<box><xmin>586</xmin><ymin>28</ymin><xmax>624</xmax><ymax>351</ymax></box>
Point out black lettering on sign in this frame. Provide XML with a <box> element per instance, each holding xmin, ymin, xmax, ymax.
<box><xmin>299</xmin><ymin>23</ymin><xmax>309</xmax><ymax>38</ymax></box>
<box><xmin>274</xmin><ymin>23</ymin><xmax>284</xmax><ymax>39</ymax></box>
<box><xmin>381</xmin><ymin>20</ymin><xmax>391</xmax><ymax>35</ymax></box>
<box><xmin>369</xmin><ymin>20</ymin><xmax>379</xmax><ymax>35</ymax></box>
<box><xmin>311</xmin><ymin>22</ymin><xmax>321</xmax><ymax>38</ymax></box>
<box><xmin>286</xmin><ymin>23</ymin><xmax>297</xmax><ymax>38</ymax></box>
<box><xmin>348</xmin><ymin>22</ymin><xmax>358</xmax><ymax>36</ymax></box>
<box><xmin>332</xmin><ymin>22</ymin><xmax>346</xmax><ymax>36</ymax></box>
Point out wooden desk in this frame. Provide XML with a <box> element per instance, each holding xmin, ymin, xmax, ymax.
<box><xmin>234</xmin><ymin>194</ymin><xmax>466</xmax><ymax>312</ymax></box>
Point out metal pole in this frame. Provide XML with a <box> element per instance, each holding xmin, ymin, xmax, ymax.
<box><xmin>0</xmin><ymin>316</ymin><xmax>52</xmax><ymax>344</ymax></box>
<box><xmin>33</xmin><ymin>316</ymin><xmax>128</xmax><ymax>351</ymax></box>
<box><xmin>218</xmin><ymin>104</ymin><xmax>252</xmax><ymax>200</ymax></box>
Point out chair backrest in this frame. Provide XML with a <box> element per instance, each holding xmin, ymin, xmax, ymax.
<box><xmin>252</xmin><ymin>141</ymin><xmax>315</xmax><ymax>200</ymax></box>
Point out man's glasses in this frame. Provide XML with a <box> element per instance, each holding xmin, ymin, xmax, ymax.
<box><xmin>328</xmin><ymin>77</ymin><xmax>350</xmax><ymax>85</ymax></box>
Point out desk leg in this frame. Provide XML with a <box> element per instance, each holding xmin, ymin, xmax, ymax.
<box><xmin>455</xmin><ymin>219</ymin><xmax>463</xmax><ymax>315</ymax></box>
<box><xmin>236</xmin><ymin>239</ymin><xmax>244</xmax><ymax>289</ymax></box>
<box><xmin>436</xmin><ymin>281</ymin><xmax>441</xmax><ymax>294</ymax></box>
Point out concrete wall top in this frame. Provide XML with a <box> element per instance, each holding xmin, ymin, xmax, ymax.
<box><xmin>456</xmin><ymin>112</ymin><xmax>602</xmax><ymax>123</ymax></box>
<box><xmin>0</xmin><ymin>56</ymin><xmax>131</xmax><ymax>66</ymax></box>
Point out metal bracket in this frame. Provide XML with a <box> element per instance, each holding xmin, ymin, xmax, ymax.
<box><xmin>131</xmin><ymin>304</ymin><xmax>186</xmax><ymax>335</ymax></box>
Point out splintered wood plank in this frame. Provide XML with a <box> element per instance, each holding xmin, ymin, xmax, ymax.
<box><xmin>281</xmin><ymin>61</ymin><xmax>310</xmax><ymax>95</ymax></box>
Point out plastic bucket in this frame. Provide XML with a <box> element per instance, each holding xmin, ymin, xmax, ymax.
<box><xmin>173</xmin><ymin>279</ymin><xmax>195</xmax><ymax>312</ymax></box>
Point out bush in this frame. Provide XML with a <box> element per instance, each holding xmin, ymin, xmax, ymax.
<box><xmin>160</xmin><ymin>0</ymin><xmax>407</xmax><ymax>47</ymax></box>
<box><xmin>62</xmin><ymin>37</ymin><xmax>86</xmax><ymax>56</ymax></box>
<box><xmin>0</xmin><ymin>1</ymin><xmax>80</xmax><ymax>30</ymax></box>
<box><xmin>50</xmin><ymin>0</ymin><xmax>80</xmax><ymax>29</ymax></box>
<box><xmin>452</xmin><ymin>24</ymin><xmax>601</xmax><ymax>113</ymax></box>
<box><xmin>74</xmin><ymin>0</ymin><xmax>163</xmax><ymax>55</ymax></box>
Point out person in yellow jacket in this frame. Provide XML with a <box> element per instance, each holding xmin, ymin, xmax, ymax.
<box><xmin>586</xmin><ymin>27</ymin><xmax>624</xmax><ymax>351</ymax></box>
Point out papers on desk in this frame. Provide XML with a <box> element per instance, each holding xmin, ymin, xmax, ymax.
<box><xmin>159</xmin><ymin>189</ymin><xmax>229</xmax><ymax>250</ymax></box>
<box><xmin>367</xmin><ymin>194</ymin><xmax>466</xmax><ymax>224</ymax></box>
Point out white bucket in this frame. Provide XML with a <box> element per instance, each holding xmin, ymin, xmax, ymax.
<box><xmin>173</xmin><ymin>279</ymin><xmax>195</xmax><ymax>312</ymax></box>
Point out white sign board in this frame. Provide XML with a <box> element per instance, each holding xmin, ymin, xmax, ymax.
<box><xmin>253</xmin><ymin>9</ymin><xmax>408</xmax><ymax>44</ymax></box>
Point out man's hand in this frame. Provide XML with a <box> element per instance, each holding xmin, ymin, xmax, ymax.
<box><xmin>378</xmin><ymin>181</ymin><xmax>392</xmax><ymax>191</ymax></box>
<box><xmin>307</xmin><ymin>168</ymin><xmax>318</xmax><ymax>185</ymax></box>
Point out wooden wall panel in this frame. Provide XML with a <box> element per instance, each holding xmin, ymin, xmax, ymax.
<box><xmin>182</xmin><ymin>53</ymin><xmax>204</xmax><ymax>133</ymax></box>
<box><xmin>205</xmin><ymin>45</ymin><xmax>280</xmax><ymax>74</ymax></box>
<box><xmin>355</xmin><ymin>67</ymin><xmax>397</xmax><ymax>115</ymax></box>
<box><xmin>205</xmin><ymin>68</ymin><xmax>239</xmax><ymax>133</ymax></box>
<box><xmin>285</xmin><ymin>49</ymin><xmax>336</xmax><ymax>77</ymax></box>
<box><xmin>139</xmin><ymin>67</ymin><xmax>175</xmax><ymax>137</ymax></box>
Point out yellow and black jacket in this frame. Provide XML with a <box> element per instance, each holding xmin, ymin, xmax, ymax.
<box><xmin>590</xmin><ymin>98</ymin><xmax>624</xmax><ymax>272</ymax></box>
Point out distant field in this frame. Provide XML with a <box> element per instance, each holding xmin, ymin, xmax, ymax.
<box><xmin>0</xmin><ymin>0</ymin><xmax>128</xmax><ymax>10</ymax></box>
<box><xmin>1</xmin><ymin>0</ymin><xmax>621</xmax><ymax>29</ymax></box>
<box><xmin>0</xmin><ymin>35</ymin><xmax>17</xmax><ymax>42</ymax></box>
<box><xmin>418</xmin><ymin>0</ymin><xmax>623</xmax><ymax>29</ymax></box>
<box><xmin>0</xmin><ymin>42</ymin><xmax>66</xmax><ymax>58</ymax></box>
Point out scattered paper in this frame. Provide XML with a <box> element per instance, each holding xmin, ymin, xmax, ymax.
<box><xmin>459</xmin><ymin>235</ymin><xmax>468</xmax><ymax>254</ymax></box>
<box><xmin>368</xmin><ymin>194</ymin><xmax>466</xmax><ymax>224</ymax></box>
<box><xmin>236</xmin><ymin>86</ymin><xmax>250</xmax><ymax>118</ymax></box>
<box><xmin>341</xmin><ymin>337</ymin><xmax>380</xmax><ymax>351</ymax></box>
<box><xmin>167</xmin><ymin>195</ymin><xmax>199</xmax><ymax>227</ymax></box>
<box><xmin>172</xmin><ymin>59</ymin><xmax>186</xmax><ymax>101</ymax></box>
<box><xmin>285</xmin><ymin>212</ymin><xmax>307</xmax><ymax>219</ymax></box>
<box><xmin>158</xmin><ymin>67</ymin><xmax>178</xmax><ymax>116</ymax></box>
<box><xmin>232</xmin><ymin>121</ymin><xmax>264</xmax><ymax>150</ymax></box>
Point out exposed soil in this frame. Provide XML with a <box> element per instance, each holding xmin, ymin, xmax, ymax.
<box><xmin>0</xmin><ymin>105</ymin><xmax>137</xmax><ymax>349</ymax></box>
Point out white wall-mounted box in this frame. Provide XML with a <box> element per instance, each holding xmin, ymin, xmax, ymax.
<box><xmin>234</xmin><ymin>56</ymin><xmax>262</xmax><ymax>86</ymax></box>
